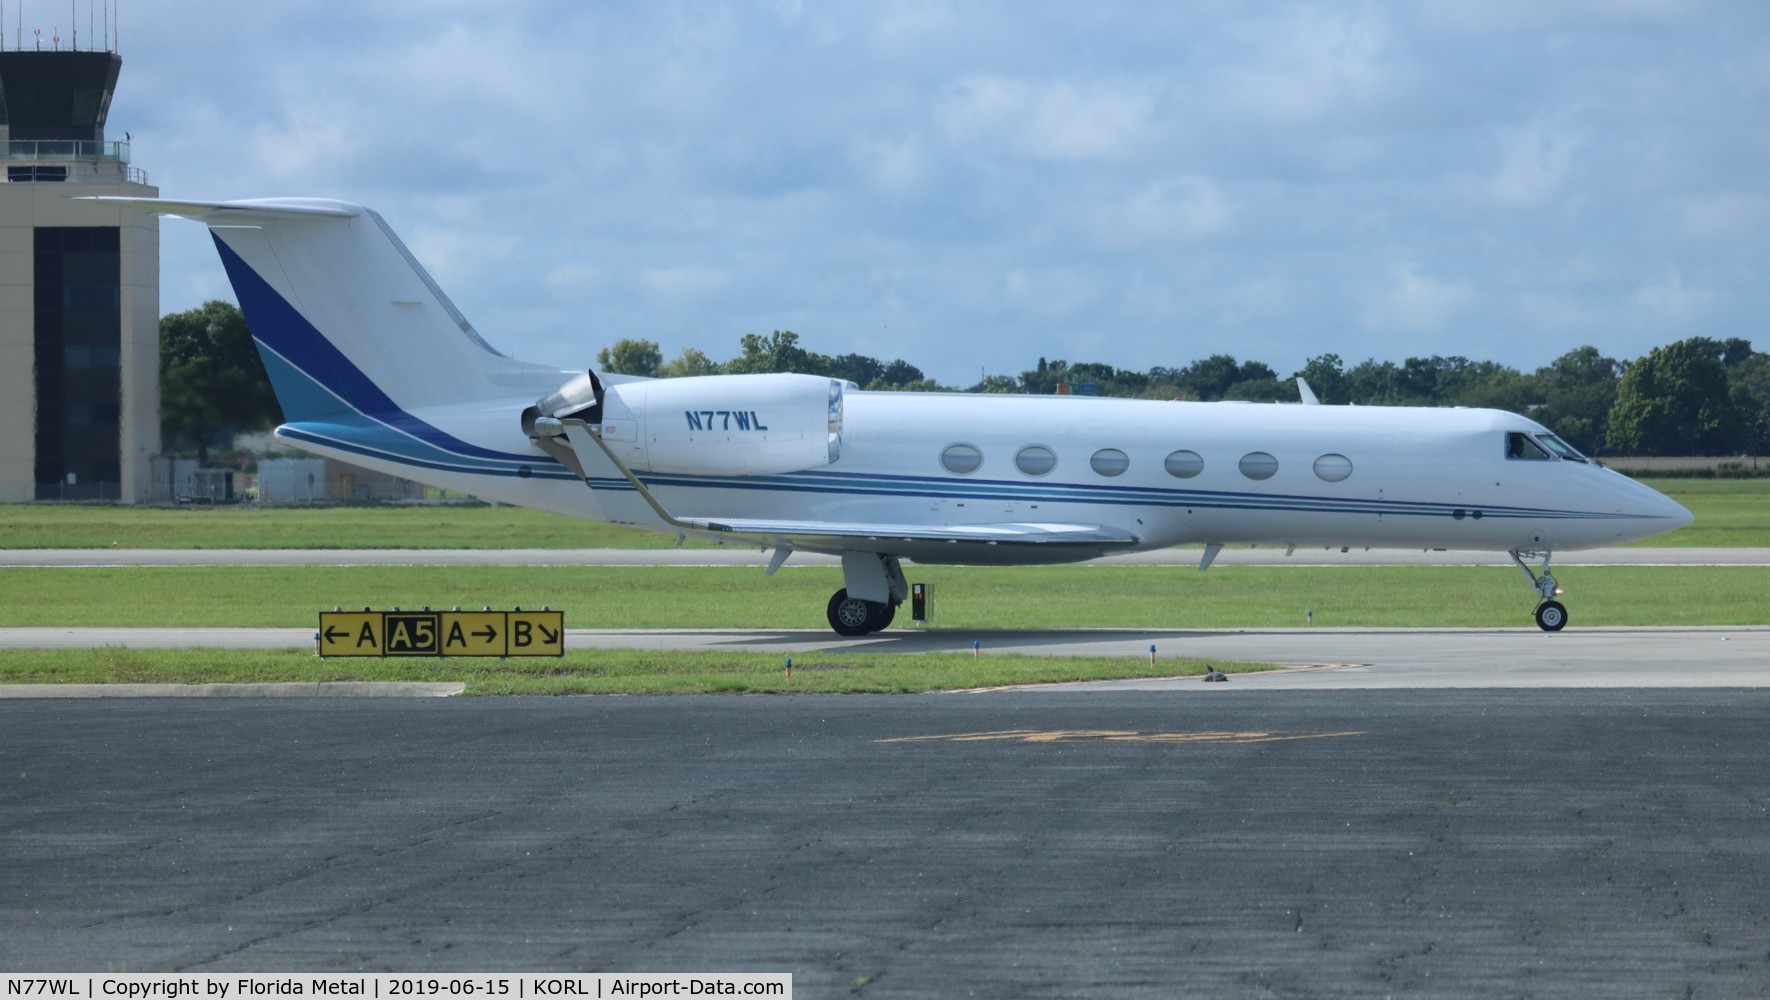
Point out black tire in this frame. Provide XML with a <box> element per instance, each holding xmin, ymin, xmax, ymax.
<box><xmin>874</xmin><ymin>602</ymin><xmax>897</xmax><ymax>631</ymax></box>
<box><xmin>1534</xmin><ymin>600</ymin><xmax>1568</xmax><ymax>632</ymax></box>
<box><xmin>827</xmin><ymin>589</ymin><xmax>877</xmax><ymax>636</ymax></box>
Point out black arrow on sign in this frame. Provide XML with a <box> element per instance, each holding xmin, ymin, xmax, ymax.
<box><xmin>473</xmin><ymin>626</ymin><xmax>498</xmax><ymax>642</ymax></box>
<box><xmin>323</xmin><ymin>626</ymin><xmax>348</xmax><ymax>643</ymax></box>
<box><xmin>539</xmin><ymin>625</ymin><xmax>560</xmax><ymax>644</ymax></box>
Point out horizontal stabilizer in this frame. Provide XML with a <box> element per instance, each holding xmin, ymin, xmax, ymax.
<box><xmin>76</xmin><ymin>197</ymin><xmax>361</xmax><ymax>222</ymax></box>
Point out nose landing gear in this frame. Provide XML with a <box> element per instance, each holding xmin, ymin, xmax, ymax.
<box><xmin>1509</xmin><ymin>549</ymin><xmax>1567</xmax><ymax>632</ymax></box>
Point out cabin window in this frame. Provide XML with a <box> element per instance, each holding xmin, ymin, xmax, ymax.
<box><xmin>1015</xmin><ymin>445</ymin><xmax>1057</xmax><ymax>476</ymax></box>
<box><xmin>1313</xmin><ymin>453</ymin><xmax>1353</xmax><ymax>482</ymax></box>
<box><xmin>1164</xmin><ymin>450</ymin><xmax>1204</xmax><ymax>479</ymax></box>
<box><xmin>1239</xmin><ymin>452</ymin><xmax>1279</xmax><ymax>480</ymax></box>
<box><xmin>940</xmin><ymin>443</ymin><xmax>983</xmax><ymax>474</ymax></box>
<box><xmin>1505</xmin><ymin>432</ymin><xmax>1551</xmax><ymax>461</ymax></box>
<box><xmin>1090</xmin><ymin>448</ymin><xmax>1130</xmax><ymax>477</ymax></box>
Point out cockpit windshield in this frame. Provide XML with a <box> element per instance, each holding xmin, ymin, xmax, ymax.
<box><xmin>1534</xmin><ymin>433</ymin><xmax>1588</xmax><ymax>463</ymax></box>
<box><xmin>1506</xmin><ymin>431</ymin><xmax>1588</xmax><ymax>463</ymax></box>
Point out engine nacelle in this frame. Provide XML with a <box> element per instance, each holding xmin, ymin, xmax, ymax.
<box><xmin>595</xmin><ymin>372</ymin><xmax>843</xmax><ymax>476</ymax></box>
<box><xmin>521</xmin><ymin>370</ymin><xmax>602</xmax><ymax>437</ymax></box>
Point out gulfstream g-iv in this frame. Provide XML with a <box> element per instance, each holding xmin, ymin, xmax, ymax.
<box><xmin>100</xmin><ymin>198</ymin><xmax>1693</xmax><ymax>635</ymax></box>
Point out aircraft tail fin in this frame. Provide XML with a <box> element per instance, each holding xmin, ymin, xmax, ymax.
<box><xmin>85</xmin><ymin>198</ymin><xmax>557</xmax><ymax>423</ymax></box>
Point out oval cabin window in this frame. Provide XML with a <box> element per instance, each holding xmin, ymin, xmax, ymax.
<box><xmin>1015</xmin><ymin>445</ymin><xmax>1057</xmax><ymax>476</ymax></box>
<box><xmin>941</xmin><ymin>443</ymin><xmax>983</xmax><ymax>474</ymax></box>
<box><xmin>1313</xmin><ymin>454</ymin><xmax>1353</xmax><ymax>482</ymax></box>
<box><xmin>1239</xmin><ymin>452</ymin><xmax>1279</xmax><ymax>480</ymax></box>
<box><xmin>1165</xmin><ymin>450</ymin><xmax>1204</xmax><ymax>479</ymax></box>
<box><xmin>1090</xmin><ymin>448</ymin><xmax>1130</xmax><ymax>477</ymax></box>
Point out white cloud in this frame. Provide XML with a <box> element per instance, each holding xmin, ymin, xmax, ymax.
<box><xmin>642</xmin><ymin>266</ymin><xmax>731</xmax><ymax>299</ymax></box>
<box><xmin>853</xmin><ymin>134</ymin><xmax>931</xmax><ymax>195</ymax></box>
<box><xmin>1093</xmin><ymin>177</ymin><xmax>1230</xmax><ymax>246</ymax></box>
<box><xmin>936</xmin><ymin>75</ymin><xmax>1160</xmax><ymax>162</ymax></box>
<box><xmin>545</xmin><ymin>263</ymin><xmax>606</xmax><ymax>293</ymax></box>
<box><xmin>1364</xmin><ymin>263</ymin><xmax>1475</xmax><ymax>332</ymax></box>
<box><xmin>1628</xmin><ymin>268</ymin><xmax>1715</xmax><ymax>328</ymax></box>
<box><xmin>120</xmin><ymin>1</ymin><xmax>1770</xmax><ymax>384</ymax></box>
<box><xmin>1483</xmin><ymin>118</ymin><xmax>1581</xmax><ymax>206</ymax></box>
<box><xmin>1218</xmin><ymin>7</ymin><xmax>1394</xmax><ymax>122</ymax></box>
<box><xmin>1421</xmin><ymin>0</ymin><xmax>1694</xmax><ymax>33</ymax></box>
<box><xmin>1677</xmin><ymin>192</ymin><xmax>1770</xmax><ymax>241</ymax></box>
<box><xmin>1001</xmin><ymin>267</ymin><xmax>1100</xmax><ymax>319</ymax></box>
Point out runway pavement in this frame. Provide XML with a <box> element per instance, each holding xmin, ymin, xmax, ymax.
<box><xmin>4</xmin><ymin>691</ymin><xmax>1768</xmax><ymax>996</ymax></box>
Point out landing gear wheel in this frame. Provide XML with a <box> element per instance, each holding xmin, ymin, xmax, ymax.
<box><xmin>827</xmin><ymin>589</ymin><xmax>890</xmax><ymax>636</ymax></box>
<box><xmin>1534</xmin><ymin>600</ymin><xmax>1568</xmax><ymax>632</ymax></box>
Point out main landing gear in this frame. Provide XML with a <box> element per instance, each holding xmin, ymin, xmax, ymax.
<box><xmin>1509</xmin><ymin>549</ymin><xmax>1567</xmax><ymax>632</ymax></box>
<box><xmin>825</xmin><ymin>552</ymin><xmax>908</xmax><ymax>636</ymax></box>
<box><xmin>827</xmin><ymin>589</ymin><xmax>897</xmax><ymax>636</ymax></box>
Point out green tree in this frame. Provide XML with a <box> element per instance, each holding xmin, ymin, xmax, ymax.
<box><xmin>874</xmin><ymin>359</ymin><xmax>927</xmax><ymax>388</ymax></box>
<box><xmin>1724</xmin><ymin>352</ymin><xmax>1770</xmax><ymax>459</ymax></box>
<box><xmin>725</xmin><ymin>330</ymin><xmax>828</xmax><ymax>375</ymax></box>
<box><xmin>828</xmin><ymin>353</ymin><xmax>883</xmax><ymax>387</ymax></box>
<box><xmin>657</xmin><ymin>347</ymin><xmax>722</xmax><ymax>378</ymax></box>
<box><xmin>1019</xmin><ymin>357</ymin><xmax>1069</xmax><ymax>395</ymax></box>
<box><xmin>1176</xmin><ymin>354</ymin><xmax>1242</xmax><ymax>400</ymax></box>
<box><xmin>1529</xmin><ymin>346</ymin><xmax>1622</xmax><ymax>454</ymax></box>
<box><xmin>1606</xmin><ymin>339</ymin><xmax>1746</xmax><ymax>455</ymax></box>
<box><xmin>159</xmin><ymin>300</ymin><xmax>282</xmax><ymax>464</ymax></box>
<box><xmin>1221</xmin><ymin>376</ymin><xmax>1293</xmax><ymax>402</ymax></box>
<box><xmin>596</xmin><ymin>338</ymin><xmax>662</xmax><ymax>377</ymax></box>
<box><xmin>1292</xmin><ymin>353</ymin><xmax>1348</xmax><ymax>404</ymax></box>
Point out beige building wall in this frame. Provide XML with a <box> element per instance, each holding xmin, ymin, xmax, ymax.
<box><xmin>0</xmin><ymin>180</ymin><xmax>159</xmax><ymax>502</ymax></box>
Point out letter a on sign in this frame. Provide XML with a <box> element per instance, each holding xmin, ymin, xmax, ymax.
<box><xmin>317</xmin><ymin>612</ymin><xmax>383</xmax><ymax>657</ymax></box>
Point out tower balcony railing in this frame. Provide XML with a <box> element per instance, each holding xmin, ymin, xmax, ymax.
<box><xmin>4</xmin><ymin>139</ymin><xmax>131</xmax><ymax>162</ymax></box>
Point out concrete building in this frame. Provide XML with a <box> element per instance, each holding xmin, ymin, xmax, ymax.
<box><xmin>0</xmin><ymin>45</ymin><xmax>159</xmax><ymax>501</ymax></box>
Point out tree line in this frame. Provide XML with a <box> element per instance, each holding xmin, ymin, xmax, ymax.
<box><xmin>157</xmin><ymin>300</ymin><xmax>1768</xmax><ymax>460</ymax></box>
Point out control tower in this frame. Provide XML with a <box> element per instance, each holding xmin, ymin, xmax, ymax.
<box><xmin>0</xmin><ymin>33</ymin><xmax>160</xmax><ymax>501</ymax></box>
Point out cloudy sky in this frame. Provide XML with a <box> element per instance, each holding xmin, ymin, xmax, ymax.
<box><xmin>64</xmin><ymin>1</ymin><xmax>1770</xmax><ymax>383</ymax></box>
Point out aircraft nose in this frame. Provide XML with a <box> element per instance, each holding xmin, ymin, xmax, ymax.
<box><xmin>1623</xmin><ymin>480</ymin><xmax>1694</xmax><ymax>539</ymax></box>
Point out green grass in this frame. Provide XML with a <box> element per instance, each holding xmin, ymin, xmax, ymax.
<box><xmin>3</xmin><ymin>564</ymin><xmax>1765</xmax><ymax>630</ymax></box>
<box><xmin>0</xmin><ymin>502</ymin><xmax>694</xmax><ymax>549</ymax></box>
<box><xmin>0</xmin><ymin>646</ymin><xmax>1268</xmax><ymax>695</ymax></box>
<box><xmin>1</xmin><ymin>476</ymin><xmax>1760</xmax><ymax>549</ymax></box>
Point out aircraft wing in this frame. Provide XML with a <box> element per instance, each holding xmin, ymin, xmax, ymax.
<box><xmin>672</xmin><ymin>517</ymin><xmax>1139</xmax><ymax>565</ymax></box>
<box><xmin>545</xmin><ymin>420</ymin><xmax>1139</xmax><ymax>561</ymax></box>
<box><xmin>684</xmin><ymin>517</ymin><xmax>1139</xmax><ymax>548</ymax></box>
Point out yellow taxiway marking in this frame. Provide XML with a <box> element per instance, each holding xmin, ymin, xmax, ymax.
<box><xmin>876</xmin><ymin>729</ymin><xmax>1366</xmax><ymax>745</ymax></box>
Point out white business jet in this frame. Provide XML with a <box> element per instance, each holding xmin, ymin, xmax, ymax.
<box><xmin>99</xmin><ymin>197</ymin><xmax>1693</xmax><ymax>635</ymax></box>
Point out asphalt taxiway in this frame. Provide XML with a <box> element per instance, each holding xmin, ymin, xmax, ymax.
<box><xmin>3</xmin><ymin>625</ymin><xmax>1766</xmax><ymax>692</ymax></box>
<box><xmin>5</xmin><ymin>690</ymin><xmax>1769</xmax><ymax>996</ymax></box>
<box><xmin>6</xmin><ymin>546</ymin><xmax>1767</xmax><ymax>992</ymax></box>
